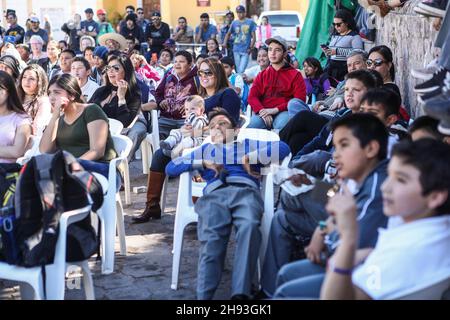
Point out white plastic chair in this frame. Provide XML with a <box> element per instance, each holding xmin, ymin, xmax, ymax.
<box><xmin>141</xmin><ymin>110</ymin><xmax>160</xmax><ymax>175</ymax></box>
<box><xmin>170</xmin><ymin>128</ymin><xmax>281</xmax><ymax>290</ymax></box>
<box><xmin>108</xmin><ymin>118</ymin><xmax>124</xmax><ymax>135</ymax></box>
<box><xmin>0</xmin><ymin>205</ymin><xmax>95</xmax><ymax>300</ymax></box>
<box><xmin>396</xmin><ymin>279</ymin><xmax>450</xmax><ymax>300</ymax></box>
<box><xmin>95</xmin><ymin>134</ymin><xmax>132</xmax><ymax>274</ymax></box>
<box><xmin>239</xmin><ymin>114</ymin><xmax>250</xmax><ymax>129</ymax></box>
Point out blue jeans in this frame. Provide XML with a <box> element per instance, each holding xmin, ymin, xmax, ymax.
<box><xmin>248</xmin><ymin>111</ymin><xmax>289</xmax><ymax>131</ymax></box>
<box><xmin>287</xmin><ymin>98</ymin><xmax>310</xmax><ymax>118</ymax></box>
<box><xmin>273</xmin><ymin>259</ymin><xmax>325</xmax><ymax>299</ymax></box>
<box><xmin>234</xmin><ymin>51</ymin><xmax>250</xmax><ymax>73</ymax></box>
<box><xmin>78</xmin><ymin>159</ymin><xmax>122</xmax><ymax>192</ymax></box>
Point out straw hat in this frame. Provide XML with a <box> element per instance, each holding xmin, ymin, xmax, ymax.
<box><xmin>98</xmin><ymin>33</ymin><xmax>128</xmax><ymax>51</ymax></box>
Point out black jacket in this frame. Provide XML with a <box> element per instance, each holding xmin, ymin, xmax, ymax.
<box><xmin>145</xmin><ymin>22</ymin><xmax>170</xmax><ymax>55</ymax></box>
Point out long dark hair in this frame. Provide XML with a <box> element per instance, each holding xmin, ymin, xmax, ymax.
<box><xmin>369</xmin><ymin>45</ymin><xmax>396</xmax><ymax>81</ymax></box>
<box><xmin>332</xmin><ymin>9</ymin><xmax>358</xmax><ymax>35</ymax></box>
<box><xmin>17</xmin><ymin>64</ymin><xmax>49</xmax><ymax>119</ymax></box>
<box><xmin>48</xmin><ymin>74</ymin><xmax>84</xmax><ymax>103</ymax></box>
<box><xmin>303</xmin><ymin>57</ymin><xmax>324</xmax><ymax>79</ymax></box>
<box><xmin>104</xmin><ymin>54</ymin><xmax>140</xmax><ymax>100</ymax></box>
<box><xmin>198</xmin><ymin>57</ymin><xmax>230</xmax><ymax>97</ymax></box>
<box><xmin>0</xmin><ymin>71</ymin><xmax>26</xmax><ymax>114</ymax></box>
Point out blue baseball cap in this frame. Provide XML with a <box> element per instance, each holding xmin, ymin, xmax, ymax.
<box><xmin>3</xmin><ymin>35</ymin><xmax>16</xmax><ymax>44</ymax></box>
<box><xmin>93</xmin><ymin>45</ymin><xmax>108</xmax><ymax>61</ymax></box>
<box><xmin>236</xmin><ymin>5</ymin><xmax>246</xmax><ymax>12</ymax></box>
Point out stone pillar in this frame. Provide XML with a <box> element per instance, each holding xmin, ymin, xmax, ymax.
<box><xmin>374</xmin><ymin>0</ymin><xmax>438</xmax><ymax>118</ymax></box>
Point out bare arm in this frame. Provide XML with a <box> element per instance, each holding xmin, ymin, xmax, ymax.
<box><xmin>0</xmin><ymin>124</ymin><xmax>31</xmax><ymax>159</ymax></box>
<box><xmin>39</xmin><ymin>114</ymin><xmax>59</xmax><ymax>154</ymax></box>
<box><xmin>141</xmin><ymin>101</ymin><xmax>158</xmax><ymax>112</ymax></box>
<box><xmin>79</xmin><ymin>119</ymin><xmax>108</xmax><ymax>161</ymax></box>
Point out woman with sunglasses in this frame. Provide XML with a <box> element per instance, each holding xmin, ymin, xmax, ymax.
<box><xmin>322</xmin><ymin>9</ymin><xmax>363</xmax><ymax>84</ymax></box>
<box><xmin>198</xmin><ymin>57</ymin><xmax>241</xmax><ymax>124</ymax></box>
<box><xmin>89</xmin><ymin>54</ymin><xmax>141</xmax><ymax>128</ymax></box>
<box><xmin>367</xmin><ymin>45</ymin><xmax>401</xmax><ymax>99</ymax></box>
<box><xmin>132</xmin><ymin>50</ymin><xmax>199</xmax><ymax>224</ymax></box>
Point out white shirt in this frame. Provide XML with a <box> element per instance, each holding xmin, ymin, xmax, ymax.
<box><xmin>81</xmin><ymin>79</ymin><xmax>99</xmax><ymax>102</ymax></box>
<box><xmin>352</xmin><ymin>215</ymin><xmax>450</xmax><ymax>299</ymax></box>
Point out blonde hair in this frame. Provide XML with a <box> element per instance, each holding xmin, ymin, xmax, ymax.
<box><xmin>185</xmin><ymin>95</ymin><xmax>205</xmax><ymax>111</ymax></box>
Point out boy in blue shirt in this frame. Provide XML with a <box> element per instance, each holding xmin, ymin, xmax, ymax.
<box><xmin>166</xmin><ymin>108</ymin><xmax>290</xmax><ymax>300</ymax></box>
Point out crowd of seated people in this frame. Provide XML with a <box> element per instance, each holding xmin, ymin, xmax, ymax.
<box><xmin>0</xmin><ymin>1</ymin><xmax>449</xmax><ymax>301</ymax></box>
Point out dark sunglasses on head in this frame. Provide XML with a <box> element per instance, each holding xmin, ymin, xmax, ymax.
<box><xmin>197</xmin><ymin>70</ymin><xmax>214</xmax><ymax>78</ymax></box>
<box><xmin>333</xmin><ymin>22</ymin><xmax>343</xmax><ymax>27</ymax></box>
<box><xmin>366</xmin><ymin>58</ymin><xmax>385</xmax><ymax>67</ymax></box>
<box><xmin>106</xmin><ymin>65</ymin><xmax>121</xmax><ymax>72</ymax></box>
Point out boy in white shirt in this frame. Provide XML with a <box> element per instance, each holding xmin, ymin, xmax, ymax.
<box><xmin>70</xmin><ymin>56</ymin><xmax>99</xmax><ymax>101</ymax></box>
<box><xmin>321</xmin><ymin>138</ymin><xmax>450</xmax><ymax>300</ymax></box>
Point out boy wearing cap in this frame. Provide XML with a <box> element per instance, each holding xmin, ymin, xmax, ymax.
<box><xmin>96</xmin><ymin>9</ymin><xmax>114</xmax><ymax>41</ymax></box>
<box><xmin>145</xmin><ymin>11</ymin><xmax>170</xmax><ymax>57</ymax></box>
<box><xmin>223</xmin><ymin>6</ymin><xmax>256</xmax><ymax>73</ymax></box>
<box><xmin>5</xmin><ymin>11</ymin><xmax>25</xmax><ymax>44</ymax></box>
<box><xmin>90</xmin><ymin>46</ymin><xmax>108</xmax><ymax>86</ymax></box>
<box><xmin>24</xmin><ymin>16</ymin><xmax>49</xmax><ymax>49</ymax></box>
<box><xmin>80</xmin><ymin>8</ymin><xmax>99</xmax><ymax>41</ymax></box>
<box><xmin>247</xmin><ymin>36</ymin><xmax>307</xmax><ymax>130</ymax></box>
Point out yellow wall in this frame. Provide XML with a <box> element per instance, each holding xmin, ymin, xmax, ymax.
<box><xmin>97</xmin><ymin>0</ymin><xmax>138</xmax><ymax>26</ymax></box>
<box><xmin>281</xmin><ymin>0</ymin><xmax>309</xmax><ymax>19</ymax></box>
<box><xmin>162</xmin><ymin>0</ymin><xmax>240</xmax><ymax>29</ymax></box>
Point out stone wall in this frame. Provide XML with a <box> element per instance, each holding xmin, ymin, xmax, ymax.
<box><xmin>373</xmin><ymin>0</ymin><xmax>439</xmax><ymax>118</ymax></box>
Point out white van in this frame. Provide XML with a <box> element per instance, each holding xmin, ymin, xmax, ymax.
<box><xmin>258</xmin><ymin>11</ymin><xmax>303</xmax><ymax>48</ymax></box>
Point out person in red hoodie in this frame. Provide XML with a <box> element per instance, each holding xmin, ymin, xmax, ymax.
<box><xmin>248</xmin><ymin>36</ymin><xmax>307</xmax><ymax>130</ymax></box>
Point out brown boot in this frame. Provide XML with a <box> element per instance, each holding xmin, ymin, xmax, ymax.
<box><xmin>132</xmin><ymin>171</ymin><xmax>165</xmax><ymax>224</ymax></box>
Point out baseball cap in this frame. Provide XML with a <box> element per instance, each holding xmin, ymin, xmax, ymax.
<box><xmin>84</xmin><ymin>8</ymin><xmax>94</xmax><ymax>14</ymax></box>
<box><xmin>152</xmin><ymin>11</ymin><xmax>161</xmax><ymax>17</ymax></box>
<box><xmin>93</xmin><ymin>46</ymin><xmax>108</xmax><ymax>61</ymax></box>
<box><xmin>236</xmin><ymin>5</ymin><xmax>246</xmax><ymax>12</ymax></box>
<box><xmin>6</xmin><ymin>9</ymin><xmax>16</xmax><ymax>17</ymax></box>
<box><xmin>3</xmin><ymin>35</ymin><xmax>16</xmax><ymax>44</ymax></box>
<box><xmin>265</xmin><ymin>36</ymin><xmax>288</xmax><ymax>51</ymax></box>
<box><xmin>97</xmin><ymin>9</ymin><xmax>107</xmax><ymax>15</ymax></box>
<box><xmin>164</xmin><ymin>38</ymin><xmax>175</xmax><ymax>46</ymax></box>
<box><xmin>30</xmin><ymin>16</ymin><xmax>39</xmax><ymax>23</ymax></box>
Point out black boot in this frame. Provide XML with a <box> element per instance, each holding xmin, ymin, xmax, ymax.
<box><xmin>132</xmin><ymin>202</ymin><xmax>161</xmax><ymax>223</ymax></box>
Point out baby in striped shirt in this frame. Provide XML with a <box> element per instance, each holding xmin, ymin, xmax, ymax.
<box><xmin>160</xmin><ymin>95</ymin><xmax>209</xmax><ymax>157</ymax></box>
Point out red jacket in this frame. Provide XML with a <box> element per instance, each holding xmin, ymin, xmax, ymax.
<box><xmin>248</xmin><ymin>63</ymin><xmax>306</xmax><ymax>114</ymax></box>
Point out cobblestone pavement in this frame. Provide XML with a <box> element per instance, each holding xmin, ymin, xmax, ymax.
<box><xmin>0</xmin><ymin>159</ymin><xmax>235</xmax><ymax>300</ymax></box>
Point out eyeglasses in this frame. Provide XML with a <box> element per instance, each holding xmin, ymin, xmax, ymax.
<box><xmin>137</xmin><ymin>11</ymin><xmax>144</xmax><ymax>14</ymax></box>
<box><xmin>198</xmin><ymin>70</ymin><xmax>214</xmax><ymax>78</ymax></box>
<box><xmin>333</xmin><ymin>22</ymin><xmax>343</xmax><ymax>27</ymax></box>
<box><xmin>106</xmin><ymin>65</ymin><xmax>121</xmax><ymax>73</ymax></box>
<box><xmin>366</xmin><ymin>58</ymin><xmax>386</xmax><ymax>68</ymax></box>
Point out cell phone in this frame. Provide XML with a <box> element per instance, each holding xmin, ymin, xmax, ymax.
<box><xmin>310</xmin><ymin>180</ymin><xmax>335</xmax><ymax>204</ymax></box>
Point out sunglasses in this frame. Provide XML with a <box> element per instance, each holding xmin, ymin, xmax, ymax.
<box><xmin>137</xmin><ymin>12</ymin><xmax>144</xmax><ymax>14</ymax></box>
<box><xmin>366</xmin><ymin>58</ymin><xmax>386</xmax><ymax>67</ymax></box>
<box><xmin>333</xmin><ymin>22</ymin><xmax>343</xmax><ymax>27</ymax></box>
<box><xmin>198</xmin><ymin>70</ymin><xmax>214</xmax><ymax>78</ymax></box>
<box><xmin>106</xmin><ymin>65</ymin><xmax>121</xmax><ymax>72</ymax></box>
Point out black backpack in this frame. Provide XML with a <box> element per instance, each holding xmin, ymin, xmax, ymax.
<box><xmin>0</xmin><ymin>150</ymin><xmax>103</xmax><ymax>267</ymax></box>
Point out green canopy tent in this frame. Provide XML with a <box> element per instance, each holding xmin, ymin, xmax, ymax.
<box><xmin>295</xmin><ymin>0</ymin><xmax>357</xmax><ymax>68</ymax></box>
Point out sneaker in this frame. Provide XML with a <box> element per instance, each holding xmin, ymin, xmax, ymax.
<box><xmin>411</xmin><ymin>59</ymin><xmax>441</xmax><ymax>80</ymax></box>
<box><xmin>424</xmin><ymin>90</ymin><xmax>450</xmax><ymax>135</ymax></box>
<box><xmin>418</xmin><ymin>0</ymin><xmax>447</xmax><ymax>18</ymax></box>
<box><xmin>414</xmin><ymin>68</ymin><xmax>448</xmax><ymax>93</ymax></box>
<box><xmin>418</xmin><ymin>87</ymin><xmax>443</xmax><ymax>104</ymax></box>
